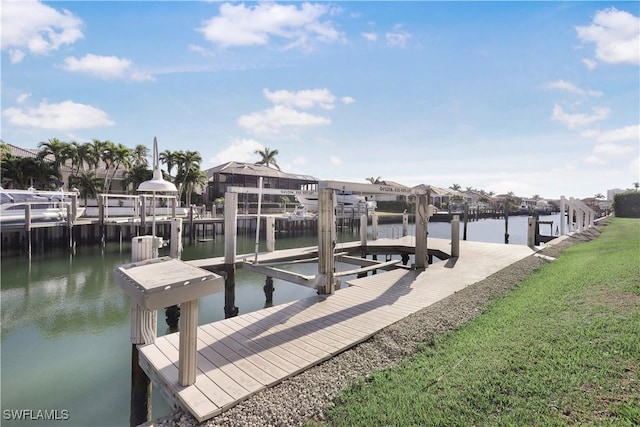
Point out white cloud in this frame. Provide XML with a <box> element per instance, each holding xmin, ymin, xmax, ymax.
<box><xmin>582</xmin><ymin>58</ymin><xmax>598</xmax><ymax>70</ymax></box>
<box><xmin>263</xmin><ymin>88</ymin><xmax>336</xmax><ymax>110</ymax></box>
<box><xmin>17</xmin><ymin>93</ymin><xmax>31</xmax><ymax>104</ymax></box>
<box><xmin>386</xmin><ymin>31</ymin><xmax>411</xmax><ymax>47</ymax></box>
<box><xmin>238</xmin><ymin>87</ymin><xmax>352</xmax><ymax>136</ymax></box>
<box><xmin>544</xmin><ymin>80</ymin><xmax>602</xmax><ymax>97</ymax></box>
<box><xmin>2</xmin><ymin>100</ymin><xmax>114</xmax><ymax>130</ymax></box>
<box><xmin>342</xmin><ymin>96</ymin><xmax>356</xmax><ymax>104</ymax></box>
<box><xmin>197</xmin><ymin>2</ymin><xmax>343</xmax><ymax>51</ymax></box>
<box><xmin>583</xmin><ymin>140</ymin><xmax>638</xmax><ymax>165</ymax></box>
<box><xmin>551</xmin><ymin>104</ymin><xmax>610</xmax><ymax>130</ymax></box>
<box><xmin>210</xmin><ymin>139</ymin><xmax>264</xmax><ymax>165</ymax></box>
<box><xmin>63</xmin><ymin>54</ymin><xmax>153</xmax><ymax>81</ymax></box>
<box><xmin>238</xmin><ymin>105</ymin><xmax>331</xmax><ymax>136</ymax></box>
<box><xmin>362</xmin><ymin>32</ymin><xmax>378</xmax><ymax>42</ymax></box>
<box><xmin>584</xmin><ymin>155</ymin><xmax>606</xmax><ymax>164</ymax></box>
<box><xmin>593</xmin><ymin>124</ymin><xmax>640</xmax><ymax>142</ymax></box>
<box><xmin>576</xmin><ymin>7</ymin><xmax>640</xmax><ymax>66</ymax></box>
<box><xmin>1</xmin><ymin>0</ymin><xmax>83</xmax><ymax>64</ymax></box>
<box><xmin>593</xmin><ymin>143</ymin><xmax>637</xmax><ymax>155</ymax></box>
<box><xmin>330</xmin><ymin>155</ymin><xmax>343</xmax><ymax>165</ymax></box>
<box><xmin>188</xmin><ymin>44</ymin><xmax>216</xmax><ymax>58</ymax></box>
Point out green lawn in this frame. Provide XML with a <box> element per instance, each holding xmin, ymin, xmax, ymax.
<box><xmin>323</xmin><ymin>218</ymin><xmax>640</xmax><ymax>426</ymax></box>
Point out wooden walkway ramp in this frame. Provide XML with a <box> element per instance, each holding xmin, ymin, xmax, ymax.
<box><xmin>139</xmin><ymin>238</ymin><xmax>537</xmax><ymax>422</ymax></box>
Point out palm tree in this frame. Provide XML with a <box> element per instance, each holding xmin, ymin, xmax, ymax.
<box><xmin>532</xmin><ymin>194</ymin><xmax>541</xmax><ymax>200</ymax></box>
<box><xmin>175</xmin><ymin>150</ymin><xmax>203</xmax><ymax>204</ymax></box>
<box><xmin>450</xmin><ymin>183</ymin><xmax>461</xmax><ymax>191</ymax></box>
<box><xmin>99</xmin><ymin>141</ymin><xmax>132</xmax><ymax>193</ymax></box>
<box><xmin>254</xmin><ymin>147</ymin><xmax>280</xmax><ymax>170</ymax></box>
<box><xmin>182</xmin><ymin>168</ymin><xmax>208</xmax><ymax>207</ymax></box>
<box><xmin>633</xmin><ymin>182</ymin><xmax>639</xmax><ymax>191</ymax></box>
<box><xmin>160</xmin><ymin>149</ymin><xmax>177</xmax><ymax>176</ymax></box>
<box><xmin>38</xmin><ymin>138</ymin><xmax>69</xmax><ymax>169</ymax></box>
<box><xmin>124</xmin><ymin>164</ymin><xmax>152</xmax><ymax>194</ymax></box>
<box><xmin>366</xmin><ymin>176</ymin><xmax>382</xmax><ymax>184</ymax></box>
<box><xmin>70</xmin><ymin>171</ymin><xmax>103</xmax><ymax>206</ymax></box>
<box><xmin>1</xmin><ymin>155</ymin><xmax>61</xmax><ymax>189</ymax></box>
<box><xmin>88</xmin><ymin>139</ymin><xmax>107</xmax><ymax>169</ymax></box>
<box><xmin>132</xmin><ymin>144</ymin><xmax>149</xmax><ymax>167</ymax></box>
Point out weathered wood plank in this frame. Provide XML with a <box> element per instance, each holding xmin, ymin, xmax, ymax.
<box><xmin>140</xmin><ymin>238</ymin><xmax>537</xmax><ymax>423</ymax></box>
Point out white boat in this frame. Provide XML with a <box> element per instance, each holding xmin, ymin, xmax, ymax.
<box><xmin>296</xmin><ymin>191</ymin><xmax>376</xmax><ymax>215</ymax></box>
<box><xmin>0</xmin><ymin>188</ymin><xmax>72</xmax><ymax>224</ymax></box>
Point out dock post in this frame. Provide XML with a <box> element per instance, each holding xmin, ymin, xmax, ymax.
<box><xmin>25</xmin><ymin>204</ymin><xmax>32</xmax><ymax>256</ymax></box>
<box><xmin>568</xmin><ymin>198</ymin><xmax>575</xmax><ymax>232</ymax></box>
<box><xmin>504</xmin><ymin>204</ymin><xmax>510</xmax><ymax>244</ymax></box>
<box><xmin>140</xmin><ymin>196</ymin><xmax>146</xmax><ymax>234</ymax></box>
<box><xmin>402</xmin><ymin>213</ymin><xmax>408</xmax><ymax>237</ymax></box>
<box><xmin>318</xmin><ymin>189</ymin><xmax>336</xmax><ymax>294</ymax></box>
<box><xmin>189</xmin><ymin>205</ymin><xmax>195</xmax><ymax>246</ymax></box>
<box><xmin>266</xmin><ymin>216</ymin><xmax>275</xmax><ymax>252</ymax></box>
<box><xmin>166</xmin><ymin>218</ymin><xmax>184</xmax><ymax>328</ymax></box>
<box><xmin>263</xmin><ymin>276</ymin><xmax>274</xmax><ymax>307</ymax></box>
<box><xmin>67</xmin><ymin>204</ymin><xmax>73</xmax><ymax>249</ymax></box>
<box><xmin>451</xmin><ymin>215</ymin><xmax>460</xmax><ymax>258</ymax></box>
<box><xmin>371</xmin><ymin>214</ymin><xmax>378</xmax><ymax>241</ymax></box>
<box><xmin>415</xmin><ymin>192</ymin><xmax>428</xmax><ymax>270</ymax></box>
<box><xmin>560</xmin><ymin>196</ymin><xmax>566</xmax><ymax>235</ymax></box>
<box><xmin>178</xmin><ymin>299</ymin><xmax>198</xmax><ymax>386</ymax></box>
<box><xmin>99</xmin><ymin>195</ymin><xmax>106</xmax><ymax>246</ymax></box>
<box><xmin>527</xmin><ymin>217</ymin><xmax>536</xmax><ymax>247</ymax></box>
<box><xmin>129</xmin><ymin>237</ymin><xmax>158</xmax><ymax>427</ymax></box>
<box><xmin>360</xmin><ymin>206</ymin><xmax>367</xmax><ymax>253</ymax></box>
<box><xmin>71</xmin><ymin>193</ymin><xmax>78</xmax><ymax>222</ymax></box>
<box><xmin>224</xmin><ymin>192</ymin><xmax>239</xmax><ymax>318</ymax></box>
<box><xmin>463</xmin><ymin>203</ymin><xmax>468</xmax><ymax>241</ymax></box>
<box><xmin>170</xmin><ymin>218</ymin><xmax>183</xmax><ymax>259</ymax></box>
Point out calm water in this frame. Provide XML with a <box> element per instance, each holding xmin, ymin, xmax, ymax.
<box><xmin>1</xmin><ymin>214</ymin><xmax>559</xmax><ymax>426</ymax></box>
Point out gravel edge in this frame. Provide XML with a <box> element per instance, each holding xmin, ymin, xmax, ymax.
<box><xmin>148</xmin><ymin>226</ymin><xmax>603</xmax><ymax>427</ymax></box>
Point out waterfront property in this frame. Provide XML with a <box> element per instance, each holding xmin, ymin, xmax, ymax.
<box><xmin>137</xmin><ymin>236</ymin><xmax>538</xmax><ymax>422</ymax></box>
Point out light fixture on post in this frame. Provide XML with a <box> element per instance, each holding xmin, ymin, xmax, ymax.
<box><xmin>137</xmin><ymin>137</ymin><xmax>178</xmax><ymax>251</ymax></box>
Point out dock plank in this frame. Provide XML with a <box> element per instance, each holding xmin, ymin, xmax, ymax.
<box><xmin>140</xmin><ymin>238</ymin><xmax>537</xmax><ymax>422</ymax></box>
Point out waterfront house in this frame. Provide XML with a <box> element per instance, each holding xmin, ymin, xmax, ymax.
<box><xmin>204</xmin><ymin>161</ymin><xmax>318</xmax><ymax>206</ymax></box>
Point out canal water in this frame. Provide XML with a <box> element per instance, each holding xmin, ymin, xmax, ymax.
<box><xmin>1</xmin><ymin>214</ymin><xmax>559</xmax><ymax>426</ymax></box>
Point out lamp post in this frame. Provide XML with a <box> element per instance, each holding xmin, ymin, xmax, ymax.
<box><xmin>137</xmin><ymin>137</ymin><xmax>178</xmax><ymax>252</ymax></box>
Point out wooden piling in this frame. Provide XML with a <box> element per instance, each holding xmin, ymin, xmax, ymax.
<box><xmin>263</xmin><ymin>276</ymin><xmax>274</xmax><ymax>307</ymax></box>
<box><xmin>504</xmin><ymin>204</ymin><xmax>510</xmax><ymax>244</ymax></box>
<box><xmin>178</xmin><ymin>300</ymin><xmax>198</xmax><ymax>386</ymax></box>
<box><xmin>25</xmin><ymin>204</ymin><xmax>32</xmax><ymax>256</ymax></box>
<box><xmin>129</xmin><ymin>237</ymin><xmax>158</xmax><ymax>427</ymax></box>
<box><xmin>527</xmin><ymin>216</ymin><xmax>536</xmax><ymax>247</ymax></box>
<box><xmin>224</xmin><ymin>192</ymin><xmax>239</xmax><ymax>318</ymax></box>
<box><xmin>266</xmin><ymin>216</ymin><xmax>275</xmax><ymax>252</ymax></box>
<box><xmin>318</xmin><ymin>189</ymin><xmax>336</xmax><ymax>294</ymax></box>
<box><xmin>451</xmin><ymin>215</ymin><xmax>460</xmax><ymax>258</ymax></box>
<box><xmin>415</xmin><ymin>193</ymin><xmax>428</xmax><ymax>270</ymax></box>
<box><xmin>463</xmin><ymin>203</ymin><xmax>468</xmax><ymax>241</ymax></box>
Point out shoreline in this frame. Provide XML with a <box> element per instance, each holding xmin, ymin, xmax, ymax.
<box><xmin>144</xmin><ymin>225</ymin><xmax>602</xmax><ymax>427</ymax></box>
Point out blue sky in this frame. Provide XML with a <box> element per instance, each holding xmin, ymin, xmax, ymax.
<box><xmin>2</xmin><ymin>1</ymin><xmax>639</xmax><ymax>199</ymax></box>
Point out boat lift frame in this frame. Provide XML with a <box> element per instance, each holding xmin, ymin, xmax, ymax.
<box><xmin>224</xmin><ymin>181</ymin><xmax>432</xmax><ymax>295</ymax></box>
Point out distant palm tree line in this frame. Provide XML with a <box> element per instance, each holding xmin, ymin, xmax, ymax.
<box><xmin>0</xmin><ymin>139</ymin><xmax>206</xmax><ymax>207</ymax></box>
<box><xmin>2</xmin><ymin>139</ymin><xmax>632</xmax><ymax>208</ymax></box>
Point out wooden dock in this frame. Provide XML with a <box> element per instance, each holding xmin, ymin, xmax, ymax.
<box><xmin>138</xmin><ymin>237</ymin><xmax>537</xmax><ymax>422</ymax></box>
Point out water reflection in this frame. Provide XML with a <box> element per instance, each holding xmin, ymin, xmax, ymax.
<box><xmin>0</xmin><ymin>215</ymin><xmax>558</xmax><ymax>426</ymax></box>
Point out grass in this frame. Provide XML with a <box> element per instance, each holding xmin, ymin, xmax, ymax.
<box><xmin>321</xmin><ymin>218</ymin><xmax>640</xmax><ymax>426</ymax></box>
